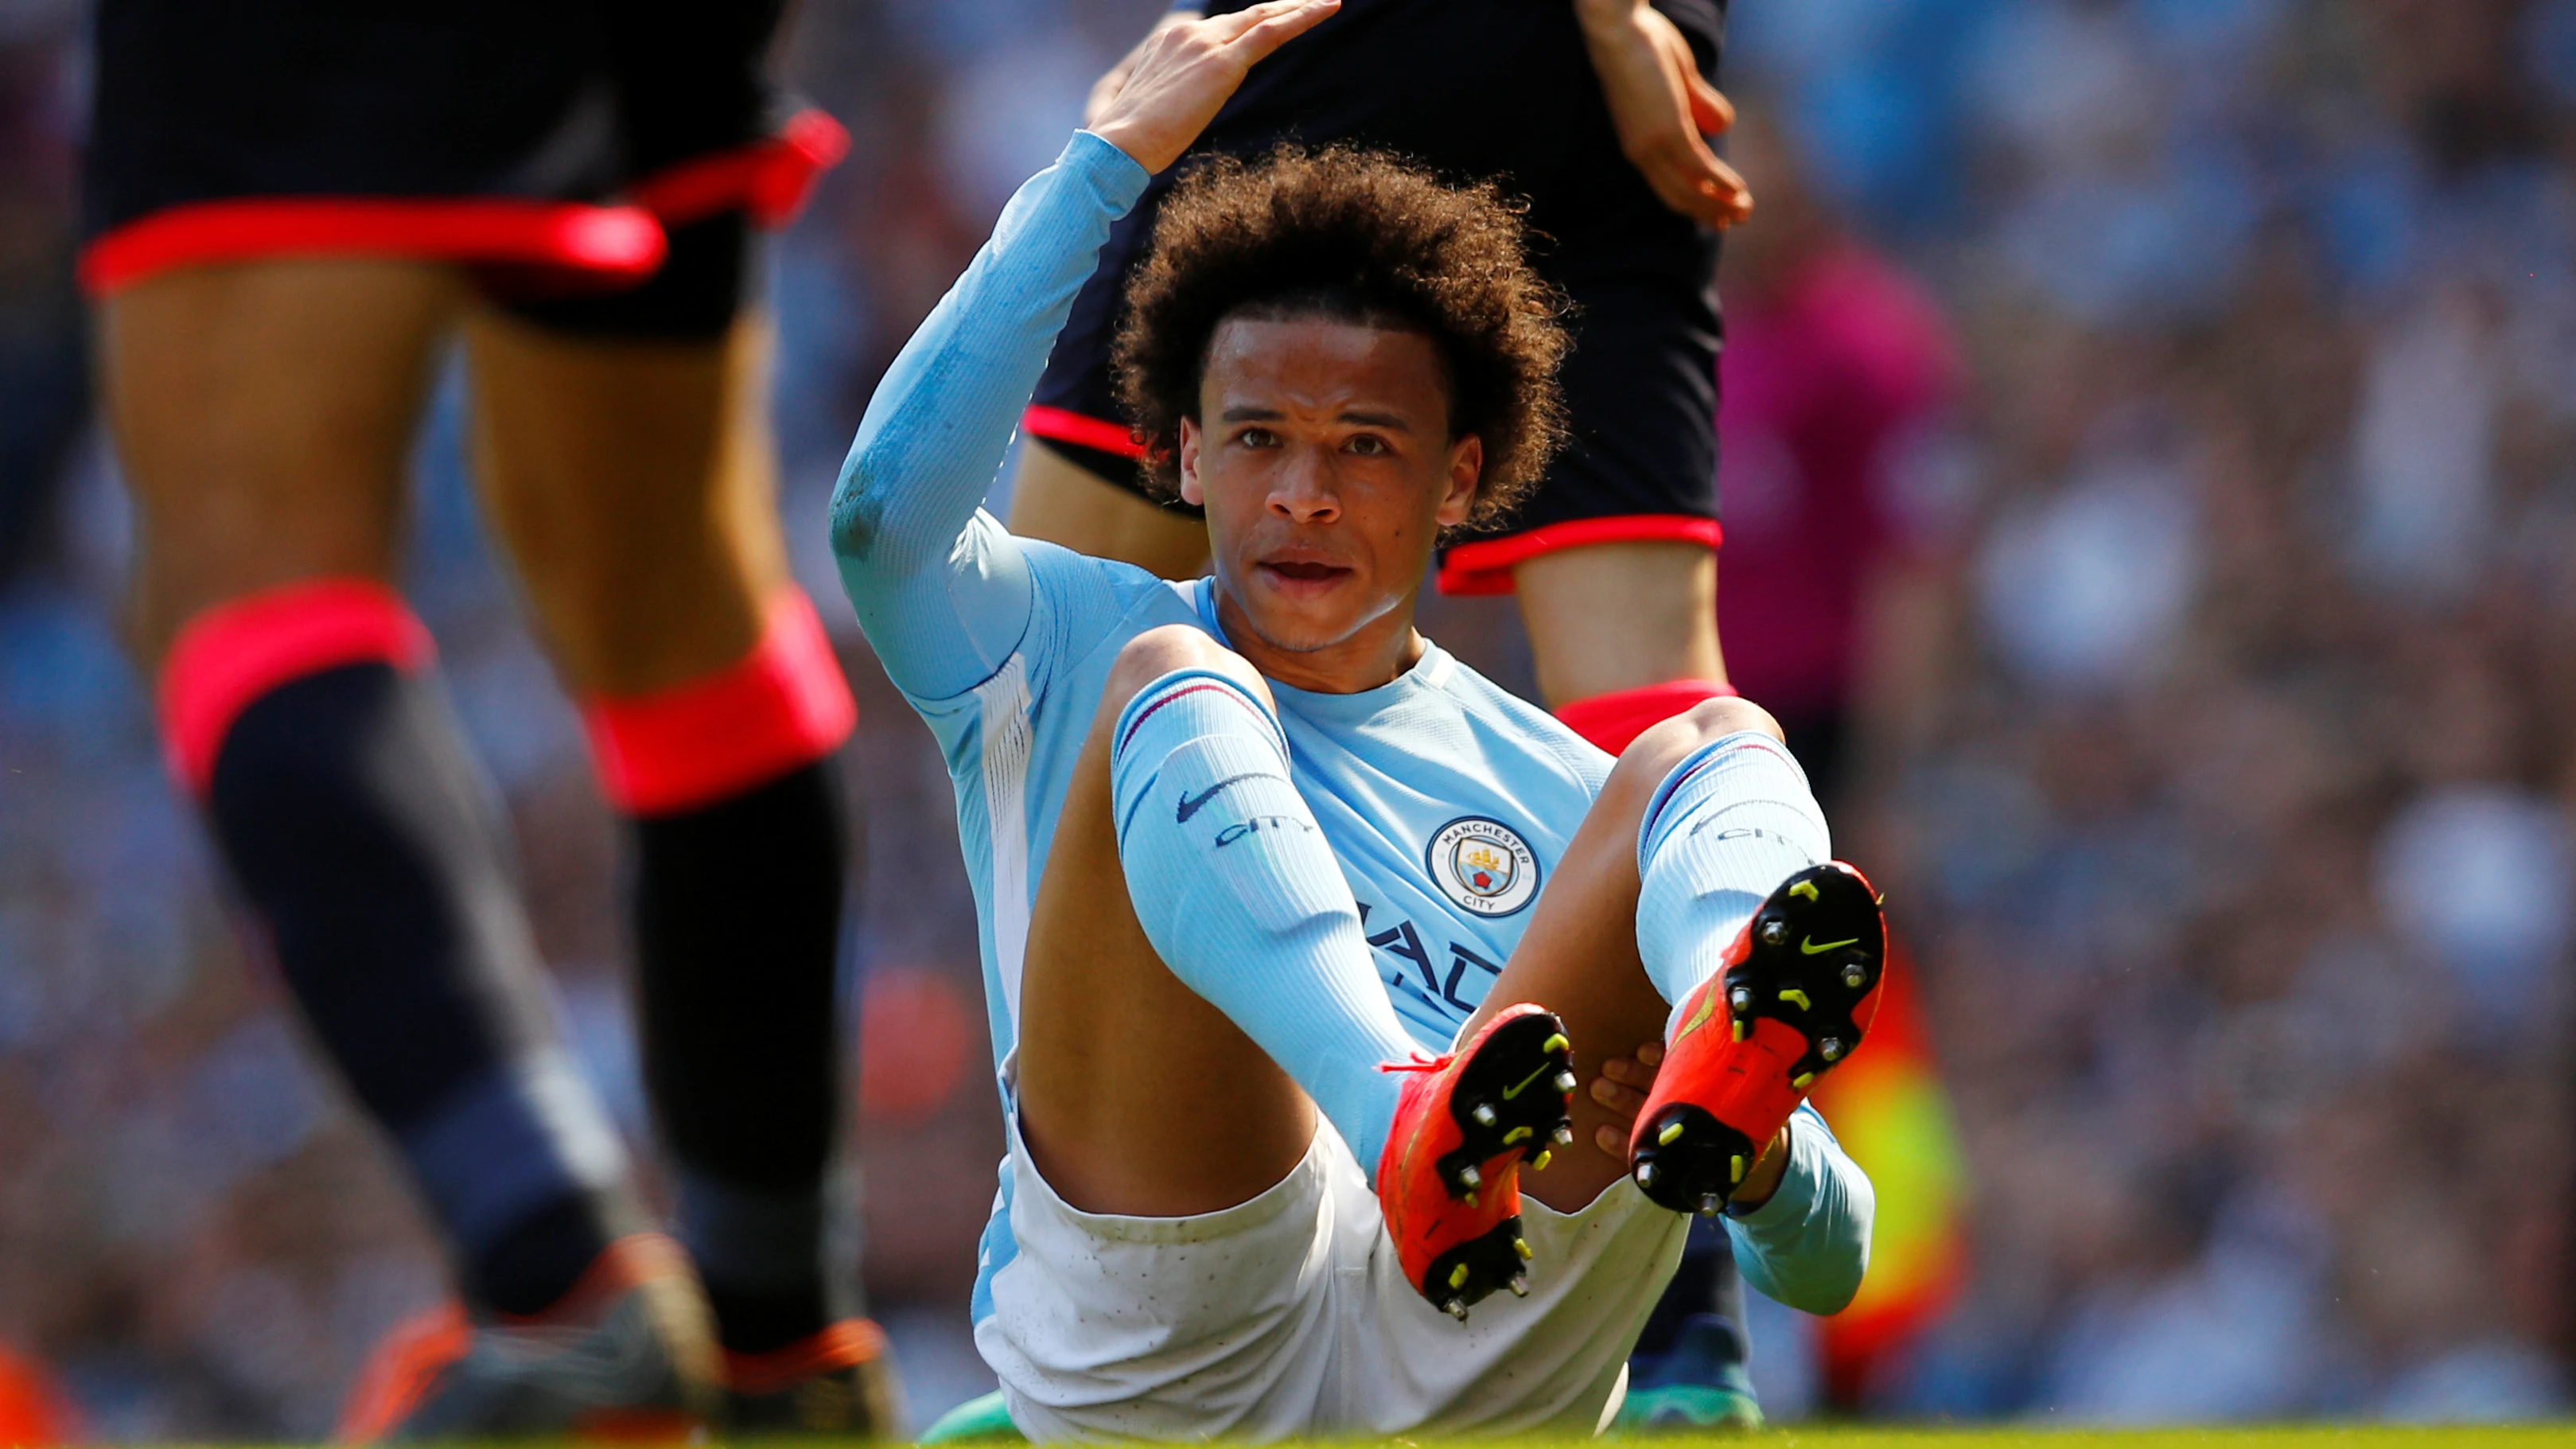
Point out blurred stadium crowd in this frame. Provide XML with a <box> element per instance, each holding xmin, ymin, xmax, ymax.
<box><xmin>0</xmin><ymin>0</ymin><xmax>2572</xmax><ymax>1437</ymax></box>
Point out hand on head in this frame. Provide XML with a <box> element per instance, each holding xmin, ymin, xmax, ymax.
<box><xmin>1088</xmin><ymin>0</ymin><xmax>1341</xmax><ymax>174</ymax></box>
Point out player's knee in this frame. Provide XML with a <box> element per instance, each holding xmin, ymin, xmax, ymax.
<box><xmin>1598</xmin><ymin>695</ymin><xmax>1783</xmax><ymax>814</ymax></box>
<box><xmin>1100</xmin><ymin>625</ymin><xmax>1270</xmax><ymax>722</ymax></box>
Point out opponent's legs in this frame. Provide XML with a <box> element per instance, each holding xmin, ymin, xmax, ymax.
<box><xmin>1502</xmin><ymin>280</ymin><xmax>1754</xmax><ymax>1428</ymax></box>
<box><xmin>1513</xmin><ymin>539</ymin><xmax>1726</xmax><ymax>709</ymax></box>
<box><xmin>103</xmin><ymin>262</ymin><xmax>695</xmax><ymax>1377</ymax></box>
<box><xmin>463</xmin><ymin>305</ymin><xmax>877</xmax><ymax>1411</ymax></box>
<box><xmin>109</xmin><ymin>262</ymin><xmax>443</xmax><ymax>655</ymax></box>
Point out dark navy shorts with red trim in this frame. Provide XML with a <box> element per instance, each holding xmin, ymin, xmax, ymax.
<box><xmin>1026</xmin><ymin>0</ymin><xmax>1728</xmax><ymax>595</ymax></box>
<box><xmin>80</xmin><ymin>0</ymin><xmax>846</xmax><ymax>341</ymax></box>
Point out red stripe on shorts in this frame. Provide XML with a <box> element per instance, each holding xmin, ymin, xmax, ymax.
<box><xmin>80</xmin><ymin>197</ymin><xmax>667</xmax><ymax>297</ymax></box>
<box><xmin>1023</xmin><ymin>405</ymin><xmax>1147</xmax><ymax>460</ymax></box>
<box><xmin>630</xmin><ymin>108</ymin><xmax>852</xmax><ymax>229</ymax></box>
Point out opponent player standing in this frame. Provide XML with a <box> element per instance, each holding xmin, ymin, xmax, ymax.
<box><xmin>835</xmin><ymin>5</ymin><xmax>1877</xmax><ymax>1435</ymax></box>
<box><xmin>1010</xmin><ymin>0</ymin><xmax>1743</xmax><ymax>734</ymax></box>
<box><xmin>85</xmin><ymin>2</ymin><xmax>892</xmax><ymax>1434</ymax></box>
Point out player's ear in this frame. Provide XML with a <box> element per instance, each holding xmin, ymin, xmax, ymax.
<box><xmin>1435</xmin><ymin>433</ymin><xmax>1482</xmax><ymax>529</ymax></box>
<box><xmin>1177</xmin><ymin>415</ymin><xmax>1206</xmax><ymax>506</ymax></box>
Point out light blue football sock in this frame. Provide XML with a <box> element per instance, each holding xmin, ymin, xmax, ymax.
<box><xmin>1634</xmin><ymin>731</ymin><xmax>1832</xmax><ymax>1029</ymax></box>
<box><xmin>1109</xmin><ymin>668</ymin><xmax>1419</xmax><ymax>1174</ymax></box>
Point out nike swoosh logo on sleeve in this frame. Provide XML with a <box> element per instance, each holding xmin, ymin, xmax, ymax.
<box><xmin>1176</xmin><ymin>772</ymin><xmax>1281</xmax><ymax>824</ymax></box>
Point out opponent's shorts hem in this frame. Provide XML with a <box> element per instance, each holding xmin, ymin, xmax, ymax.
<box><xmin>79</xmin><ymin>197</ymin><xmax>667</xmax><ymax>298</ymax></box>
<box><xmin>1438</xmin><ymin>515</ymin><xmax>1724</xmax><ymax>598</ymax></box>
<box><xmin>81</xmin><ymin>108</ymin><xmax>850</xmax><ymax>298</ymax></box>
<box><xmin>1023</xmin><ymin>404</ymin><xmax>1146</xmax><ymax>460</ymax></box>
<box><xmin>631</xmin><ymin>107</ymin><xmax>850</xmax><ymax>228</ymax></box>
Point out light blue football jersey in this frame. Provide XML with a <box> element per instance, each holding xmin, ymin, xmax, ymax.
<box><xmin>831</xmin><ymin>131</ymin><xmax>1866</xmax><ymax>1325</ymax></box>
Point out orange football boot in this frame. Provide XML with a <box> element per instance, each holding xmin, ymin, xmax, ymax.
<box><xmin>1376</xmin><ymin>1003</ymin><xmax>1577</xmax><ymax>1320</ymax></box>
<box><xmin>1628</xmin><ymin>862</ymin><xmax>1887</xmax><ymax>1215</ymax></box>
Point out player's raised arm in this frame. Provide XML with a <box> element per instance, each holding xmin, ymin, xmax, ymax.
<box><xmin>829</xmin><ymin>0</ymin><xmax>1340</xmax><ymax>702</ymax></box>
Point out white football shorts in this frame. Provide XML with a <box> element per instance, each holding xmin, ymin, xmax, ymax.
<box><xmin>975</xmin><ymin>1103</ymin><xmax>1691</xmax><ymax>1442</ymax></box>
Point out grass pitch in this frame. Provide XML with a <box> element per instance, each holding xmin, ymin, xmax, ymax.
<box><xmin>894</xmin><ymin>1424</ymin><xmax>2574</xmax><ymax>1449</ymax></box>
<box><xmin>1235</xmin><ymin>1428</ymin><xmax>2576</xmax><ymax>1449</ymax></box>
<box><xmin>1592</xmin><ymin>1429</ymin><xmax>2574</xmax><ymax>1449</ymax></box>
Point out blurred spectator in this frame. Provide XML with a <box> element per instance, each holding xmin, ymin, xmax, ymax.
<box><xmin>0</xmin><ymin>4</ymin><xmax>86</xmax><ymax>590</ymax></box>
<box><xmin>1729</xmin><ymin>0</ymin><xmax>2576</xmax><ymax>1422</ymax></box>
<box><xmin>1714</xmin><ymin>107</ymin><xmax>1963</xmax><ymax>802</ymax></box>
<box><xmin>1703</xmin><ymin>103</ymin><xmax>1972</xmax><ymax>1413</ymax></box>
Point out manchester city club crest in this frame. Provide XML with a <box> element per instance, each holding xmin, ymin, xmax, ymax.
<box><xmin>1426</xmin><ymin>816</ymin><xmax>1540</xmax><ymax>917</ymax></box>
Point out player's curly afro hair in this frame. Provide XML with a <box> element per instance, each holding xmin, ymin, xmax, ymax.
<box><xmin>1112</xmin><ymin>145</ymin><xmax>1570</xmax><ymax>534</ymax></box>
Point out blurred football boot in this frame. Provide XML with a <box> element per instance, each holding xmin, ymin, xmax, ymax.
<box><xmin>721</xmin><ymin>1315</ymin><xmax>905</xmax><ymax>1435</ymax></box>
<box><xmin>338</xmin><ymin>1233</ymin><xmax>719</xmax><ymax>1442</ymax></box>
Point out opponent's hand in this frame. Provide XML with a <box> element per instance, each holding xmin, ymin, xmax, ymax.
<box><xmin>1085</xmin><ymin>8</ymin><xmax>1202</xmax><ymax>129</ymax></box>
<box><xmin>1586</xmin><ymin>1038</ymin><xmax>1792</xmax><ymax>1207</ymax></box>
<box><xmin>1088</xmin><ymin>0</ymin><xmax>1341</xmax><ymax>174</ymax></box>
<box><xmin>1574</xmin><ymin>0</ymin><xmax>1753</xmax><ymax>228</ymax></box>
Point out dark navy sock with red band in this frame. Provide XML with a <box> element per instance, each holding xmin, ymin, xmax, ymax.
<box><xmin>161</xmin><ymin>581</ymin><xmax>641</xmax><ymax>1319</ymax></box>
<box><xmin>582</xmin><ymin>590</ymin><xmax>861</xmax><ymax>1357</ymax></box>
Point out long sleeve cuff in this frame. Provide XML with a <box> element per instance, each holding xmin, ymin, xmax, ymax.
<box><xmin>1722</xmin><ymin>1103</ymin><xmax>1874</xmax><ymax>1315</ymax></box>
<box><xmin>1063</xmin><ymin>130</ymin><xmax>1155</xmax><ymax>216</ymax></box>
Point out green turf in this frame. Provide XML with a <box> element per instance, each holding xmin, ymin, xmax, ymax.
<box><xmin>901</xmin><ymin>1413</ymin><xmax>2576</xmax><ymax>1449</ymax></box>
<box><xmin>1683</xmin><ymin>1428</ymin><xmax>2576</xmax><ymax>1448</ymax></box>
<box><xmin>901</xmin><ymin>1385</ymin><xmax>2576</xmax><ymax>1449</ymax></box>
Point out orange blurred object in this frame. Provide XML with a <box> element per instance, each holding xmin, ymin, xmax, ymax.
<box><xmin>858</xmin><ymin>967</ymin><xmax>976</xmax><ymax>1123</ymax></box>
<box><xmin>1805</xmin><ymin>936</ymin><xmax>1968</xmax><ymax>1406</ymax></box>
<box><xmin>0</xmin><ymin>1342</ymin><xmax>78</xmax><ymax>1447</ymax></box>
<box><xmin>337</xmin><ymin>1305</ymin><xmax>473</xmax><ymax>1444</ymax></box>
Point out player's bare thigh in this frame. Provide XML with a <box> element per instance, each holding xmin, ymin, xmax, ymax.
<box><xmin>1006</xmin><ymin>441</ymin><xmax>1210</xmax><ymax>582</ymax></box>
<box><xmin>1513</xmin><ymin>539</ymin><xmax>1727</xmax><ymax>706</ymax></box>
<box><xmin>98</xmin><ymin>259</ymin><xmax>465</xmax><ymax>666</ymax></box>
<box><xmin>461</xmin><ymin>309</ymin><xmax>783</xmax><ymax>699</ymax></box>
<box><xmin>1465</xmin><ymin>693</ymin><xmax>1783</xmax><ymax>1213</ymax></box>
<box><xmin>1014</xmin><ymin>624</ymin><xmax>1318</xmax><ymax>1218</ymax></box>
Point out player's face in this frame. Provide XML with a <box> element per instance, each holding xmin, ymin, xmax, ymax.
<box><xmin>1180</xmin><ymin>314</ymin><xmax>1481</xmax><ymax>665</ymax></box>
